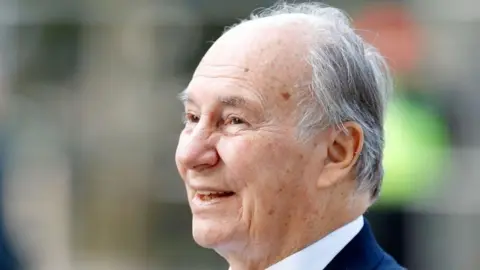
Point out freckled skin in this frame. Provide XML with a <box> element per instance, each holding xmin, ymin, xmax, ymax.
<box><xmin>175</xmin><ymin>14</ymin><xmax>370</xmax><ymax>270</ymax></box>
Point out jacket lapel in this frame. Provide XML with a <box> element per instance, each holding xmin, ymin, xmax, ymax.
<box><xmin>324</xmin><ymin>220</ymin><xmax>384</xmax><ymax>270</ymax></box>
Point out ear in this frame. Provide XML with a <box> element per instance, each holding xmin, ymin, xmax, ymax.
<box><xmin>317</xmin><ymin>122</ymin><xmax>364</xmax><ymax>188</ymax></box>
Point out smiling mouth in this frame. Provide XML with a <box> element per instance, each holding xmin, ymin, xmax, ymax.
<box><xmin>195</xmin><ymin>191</ymin><xmax>236</xmax><ymax>202</ymax></box>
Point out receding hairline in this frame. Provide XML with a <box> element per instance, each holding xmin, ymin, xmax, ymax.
<box><xmin>224</xmin><ymin>13</ymin><xmax>321</xmax><ymax>51</ymax></box>
<box><xmin>190</xmin><ymin>13</ymin><xmax>317</xmax><ymax>109</ymax></box>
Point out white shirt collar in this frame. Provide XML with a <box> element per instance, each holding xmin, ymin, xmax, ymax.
<box><xmin>266</xmin><ymin>216</ymin><xmax>364</xmax><ymax>270</ymax></box>
<box><xmin>227</xmin><ymin>216</ymin><xmax>364</xmax><ymax>270</ymax></box>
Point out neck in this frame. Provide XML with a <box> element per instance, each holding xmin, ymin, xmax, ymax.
<box><xmin>222</xmin><ymin>195</ymin><xmax>367</xmax><ymax>270</ymax></box>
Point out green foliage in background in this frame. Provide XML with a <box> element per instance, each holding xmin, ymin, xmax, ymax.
<box><xmin>377</xmin><ymin>94</ymin><xmax>450</xmax><ymax>207</ymax></box>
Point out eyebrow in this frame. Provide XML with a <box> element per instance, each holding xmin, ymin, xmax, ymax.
<box><xmin>218</xmin><ymin>96</ymin><xmax>247</xmax><ymax>107</ymax></box>
<box><xmin>177</xmin><ymin>89</ymin><xmax>260</xmax><ymax>112</ymax></box>
<box><xmin>177</xmin><ymin>89</ymin><xmax>189</xmax><ymax>104</ymax></box>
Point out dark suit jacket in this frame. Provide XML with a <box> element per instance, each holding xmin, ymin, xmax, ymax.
<box><xmin>325</xmin><ymin>220</ymin><xmax>405</xmax><ymax>270</ymax></box>
<box><xmin>0</xmin><ymin>136</ymin><xmax>20</xmax><ymax>270</ymax></box>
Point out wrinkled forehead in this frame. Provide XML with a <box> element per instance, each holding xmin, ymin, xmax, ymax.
<box><xmin>190</xmin><ymin>17</ymin><xmax>313</xmax><ymax>107</ymax></box>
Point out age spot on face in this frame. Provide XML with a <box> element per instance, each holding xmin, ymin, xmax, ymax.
<box><xmin>281</xmin><ymin>92</ymin><xmax>291</xmax><ymax>101</ymax></box>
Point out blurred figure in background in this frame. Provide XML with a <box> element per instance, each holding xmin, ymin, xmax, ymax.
<box><xmin>176</xmin><ymin>2</ymin><xmax>403</xmax><ymax>270</ymax></box>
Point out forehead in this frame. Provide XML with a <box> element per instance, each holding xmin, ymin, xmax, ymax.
<box><xmin>179</xmin><ymin>80</ymin><xmax>265</xmax><ymax>115</ymax></box>
<box><xmin>185</xmin><ymin>17</ymin><xmax>312</xmax><ymax>111</ymax></box>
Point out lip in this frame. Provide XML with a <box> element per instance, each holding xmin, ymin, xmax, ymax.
<box><xmin>189</xmin><ymin>183</ymin><xmax>234</xmax><ymax>193</ymax></box>
<box><xmin>190</xmin><ymin>190</ymin><xmax>238</xmax><ymax>214</ymax></box>
<box><xmin>187</xmin><ymin>183</ymin><xmax>237</xmax><ymax>212</ymax></box>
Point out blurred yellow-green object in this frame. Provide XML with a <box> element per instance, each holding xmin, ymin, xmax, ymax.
<box><xmin>377</xmin><ymin>96</ymin><xmax>450</xmax><ymax>206</ymax></box>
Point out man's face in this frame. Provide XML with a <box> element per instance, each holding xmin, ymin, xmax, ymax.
<box><xmin>175</xmin><ymin>20</ymin><xmax>329</xmax><ymax>253</ymax></box>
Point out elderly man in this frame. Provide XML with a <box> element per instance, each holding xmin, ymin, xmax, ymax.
<box><xmin>175</xmin><ymin>2</ymin><xmax>404</xmax><ymax>270</ymax></box>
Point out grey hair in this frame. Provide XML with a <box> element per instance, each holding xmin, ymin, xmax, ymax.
<box><xmin>226</xmin><ymin>2</ymin><xmax>393</xmax><ymax>200</ymax></box>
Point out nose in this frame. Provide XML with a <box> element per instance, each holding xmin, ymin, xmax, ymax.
<box><xmin>176</xmin><ymin>128</ymin><xmax>220</xmax><ymax>172</ymax></box>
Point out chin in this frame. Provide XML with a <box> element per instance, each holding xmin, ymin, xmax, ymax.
<box><xmin>192</xmin><ymin>216</ymin><xmax>237</xmax><ymax>249</ymax></box>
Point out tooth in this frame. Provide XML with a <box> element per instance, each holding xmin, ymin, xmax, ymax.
<box><xmin>198</xmin><ymin>191</ymin><xmax>225</xmax><ymax>196</ymax></box>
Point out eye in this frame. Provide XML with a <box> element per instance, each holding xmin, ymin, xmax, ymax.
<box><xmin>183</xmin><ymin>112</ymin><xmax>200</xmax><ymax>124</ymax></box>
<box><xmin>225</xmin><ymin>116</ymin><xmax>246</xmax><ymax>125</ymax></box>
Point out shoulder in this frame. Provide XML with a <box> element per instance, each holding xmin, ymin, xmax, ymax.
<box><xmin>325</xmin><ymin>218</ymin><xmax>406</xmax><ymax>270</ymax></box>
<box><xmin>373</xmin><ymin>253</ymin><xmax>406</xmax><ymax>270</ymax></box>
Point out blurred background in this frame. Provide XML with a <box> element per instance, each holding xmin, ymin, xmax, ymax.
<box><xmin>0</xmin><ymin>0</ymin><xmax>478</xmax><ymax>269</ymax></box>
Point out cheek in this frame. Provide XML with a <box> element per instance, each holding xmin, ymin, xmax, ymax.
<box><xmin>217</xmin><ymin>137</ymin><xmax>255</xmax><ymax>190</ymax></box>
<box><xmin>217</xmin><ymin>135</ymin><xmax>317</xmax><ymax>234</ymax></box>
<box><xmin>218</xmin><ymin>135</ymin><xmax>304</xmax><ymax>198</ymax></box>
<box><xmin>217</xmin><ymin>136</ymin><xmax>277</xmax><ymax>176</ymax></box>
